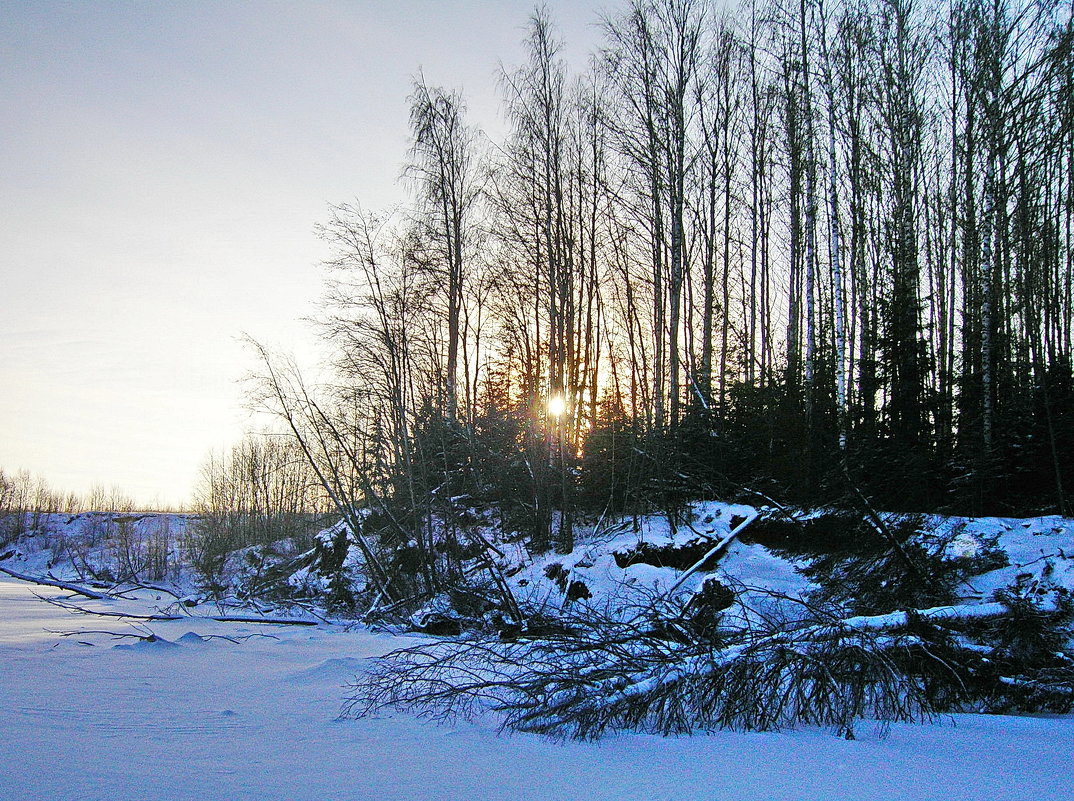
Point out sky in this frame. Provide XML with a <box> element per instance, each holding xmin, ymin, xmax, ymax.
<box><xmin>0</xmin><ymin>0</ymin><xmax>606</xmax><ymax>508</ymax></box>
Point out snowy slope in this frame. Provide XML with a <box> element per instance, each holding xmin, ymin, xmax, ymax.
<box><xmin>9</xmin><ymin>503</ymin><xmax>1072</xmax><ymax>624</ymax></box>
<box><xmin>508</xmin><ymin>501</ymin><xmax>812</xmax><ymax>614</ymax></box>
<box><xmin>1</xmin><ymin>511</ymin><xmax>195</xmax><ymax>583</ymax></box>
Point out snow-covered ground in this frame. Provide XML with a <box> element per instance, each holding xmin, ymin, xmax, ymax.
<box><xmin>2</xmin><ymin>574</ymin><xmax>1073</xmax><ymax>801</ymax></box>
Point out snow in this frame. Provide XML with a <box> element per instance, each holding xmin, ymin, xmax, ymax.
<box><xmin>3</xmin><ymin>575</ymin><xmax>1074</xmax><ymax>800</ymax></box>
<box><xmin>3</xmin><ymin>504</ymin><xmax>1074</xmax><ymax>797</ymax></box>
<box><xmin>510</xmin><ymin>501</ymin><xmax>808</xmax><ymax>614</ymax></box>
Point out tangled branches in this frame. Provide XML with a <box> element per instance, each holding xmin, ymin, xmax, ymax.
<box><xmin>342</xmin><ymin>588</ymin><xmax>1073</xmax><ymax>739</ymax></box>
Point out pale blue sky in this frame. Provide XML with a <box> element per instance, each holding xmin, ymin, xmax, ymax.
<box><xmin>0</xmin><ymin>1</ymin><xmax>605</xmax><ymax>506</ymax></box>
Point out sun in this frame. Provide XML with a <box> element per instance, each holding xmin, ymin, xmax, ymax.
<box><xmin>547</xmin><ymin>395</ymin><xmax>566</xmax><ymax>417</ymax></box>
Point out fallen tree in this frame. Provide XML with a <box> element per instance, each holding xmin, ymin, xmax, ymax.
<box><xmin>344</xmin><ymin>584</ymin><xmax>1074</xmax><ymax>739</ymax></box>
<box><xmin>0</xmin><ymin>564</ymin><xmax>110</xmax><ymax>600</ymax></box>
<box><xmin>0</xmin><ymin>567</ymin><xmax>322</xmax><ymax>627</ymax></box>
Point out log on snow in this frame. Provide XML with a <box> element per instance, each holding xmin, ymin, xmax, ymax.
<box><xmin>0</xmin><ymin>565</ymin><xmax>110</xmax><ymax>600</ymax></box>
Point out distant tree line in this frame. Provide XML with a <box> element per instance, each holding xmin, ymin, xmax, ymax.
<box><xmin>0</xmin><ymin>467</ymin><xmax>140</xmax><ymax>536</ymax></box>
<box><xmin>254</xmin><ymin>0</ymin><xmax>1074</xmax><ymax>606</ymax></box>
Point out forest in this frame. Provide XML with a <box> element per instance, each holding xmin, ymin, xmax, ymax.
<box><xmin>252</xmin><ymin>0</ymin><xmax>1073</xmax><ymax>567</ymax></box>
<box><xmin>240</xmin><ymin>0</ymin><xmax>1074</xmax><ymax>732</ymax></box>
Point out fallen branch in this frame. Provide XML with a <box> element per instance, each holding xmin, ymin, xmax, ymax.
<box><xmin>49</xmin><ymin>627</ymin><xmax>281</xmax><ymax>645</ymax></box>
<box><xmin>0</xmin><ymin>565</ymin><xmax>110</xmax><ymax>600</ymax></box>
<box><xmin>663</xmin><ymin>509</ymin><xmax>759</xmax><ymax>599</ymax></box>
<box><xmin>39</xmin><ymin>595</ymin><xmax>319</xmax><ymax>626</ymax></box>
<box><xmin>835</xmin><ymin>600</ymin><xmax>1052</xmax><ymax>633</ymax></box>
<box><xmin>49</xmin><ymin>626</ymin><xmax>159</xmax><ymax>642</ymax></box>
<box><xmin>126</xmin><ymin>582</ymin><xmax>183</xmax><ymax>599</ymax></box>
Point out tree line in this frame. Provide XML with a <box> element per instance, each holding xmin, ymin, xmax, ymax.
<box><xmin>0</xmin><ymin>468</ymin><xmax>141</xmax><ymax>525</ymax></box>
<box><xmin>256</xmin><ymin>0</ymin><xmax>1074</xmax><ymax>593</ymax></box>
